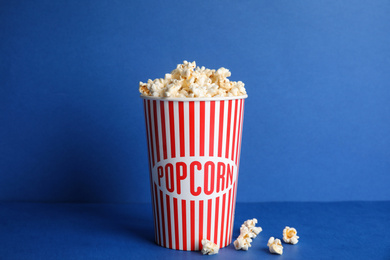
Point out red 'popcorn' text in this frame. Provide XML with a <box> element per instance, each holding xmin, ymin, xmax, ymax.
<box><xmin>156</xmin><ymin>161</ymin><xmax>235</xmax><ymax>196</ymax></box>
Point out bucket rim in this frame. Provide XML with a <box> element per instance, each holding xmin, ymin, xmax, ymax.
<box><xmin>140</xmin><ymin>94</ymin><xmax>248</xmax><ymax>102</ymax></box>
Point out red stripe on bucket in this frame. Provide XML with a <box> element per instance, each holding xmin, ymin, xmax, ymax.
<box><xmin>220</xmin><ymin>193</ymin><xmax>226</xmax><ymax>247</ymax></box>
<box><xmin>225</xmin><ymin>100</ymin><xmax>232</xmax><ymax>159</ymax></box>
<box><xmin>235</xmin><ymin>100</ymin><xmax>243</xmax><ymax>165</ymax></box>
<box><xmin>225</xmin><ymin>188</ymin><xmax>232</xmax><ymax>247</ymax></box>
<box><xmin>209</xmin><ymin>101</ymin><xmax>215</xmax><ymax>157</ymax></box>
<box><xmin>154</xmin><ymin>183</ymin><xmax>161</xmax><ymax>246</ymax></box>
<box><xmin>179</xmin><ymin>102</ymin><xmax>185</xmax><ymax>157</ymax></box>
<box><xmin>153</xmin><ymin>100</ymin><xmax>161</xmax><ymax>163</ymax></box>
<box><xmin>150</xmin><ymin>181</ymin><xmax>158</xmax><ymax>244</ymax></box>
<box><xmin>166</xmin><ymin>194</ymin><xmax>172</xmax><ymax>249</ymax></box>
<box><xmin>237</xmin><ymin>100</ymin><xmax>245</xmax><ymax>165</ymax></box>
<box><xmin>199</xmin><ymin>102</ymin><xmax>205</xmax><ymax>156</ymax></box>
<box><xmin>160</xmin><ymin>189</ymin><xmax>166</xmax><ymax>247</ymax></box>
<box><xmin>207</xmin><ymin>199</ymin><xmax>212</xmax><ymax>240</ymax></box>
<box><xmin>160</xmin><ymin>101</ymin><xmax>168</xmax><ymax>160</ymax></box>
<box><xmin>231</xmin><ymin>99</ymin><xmax>239</xmax><ymax>162</ymax></box>
<box><xmin>218</xmin><ymin>101</ymin><xmax>225</xmax><ymax>157</ymax></box>
<box><xmin>168</xmin><ymin>101</ymin><xmax>176</xmax><ymax>158</ymax></box>
<box><xmin>214</xmin><ymin>197</ymin><xmax>220</xmax><ymax>245</ymax></box>
<box><xmin>143</xmin><ymin>100</ymin><xmax>150</xmax><ymax>168</ymax></box>
<box><xmin>199</xmin><ymin>200</ymin><xmax>204</xmax><ymax>249</ymax></box>
<box><xmin>147</xmin><ymin>100</ymin><xmax>155</xmax><ymax>166</ymax></box>
<box><xmin>190</xmin><ymin>200</ymin><xmax>195</xmax><ymax>250</ymax></box>
<box><xmin>173</xmin><ymin>197</ymin><xmax>179</xmax><ymax>250</ymax></box>
<box><xmin>181</xmin><ymin>200</ymin><xmax>187</xmax><ymax>250</ymax></box>
<box><xmin>189</xmin><ymin>101</ymin><xmax>195</xmax><ymax>157</ymax></box>
<box><xmin>229</xmin><ymin>181</ymin><xmax>237</xmax><ymax>243</ymax></box>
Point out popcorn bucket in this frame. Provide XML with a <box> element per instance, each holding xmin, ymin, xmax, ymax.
<box><xmin>142</xmin><ymin>95</ymin><xmax>247</xmax><ymax>251</ymax></box>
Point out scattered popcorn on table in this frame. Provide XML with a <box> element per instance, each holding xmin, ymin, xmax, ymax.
<box><xmin>283</xmin><ymin>226</ymin><xmax>299</xmax><ymax>244</ymax></box>
<box><xmin>234</xmin><ymin>218</ymin><xmax>263</xmax><ymax>251</ymax></box>
<box><xmin>139</xmin><ymin>61</ymin><xmax>247</xmax><ymax>98</ymax></box>
<box><xmin>233</xmin><ymin>226</ymin><xmax>253</xmax><ymax>250</ymax></box>
<box><xmin>243</xmin><ymin>218</ymin><xmax>262</xmax><ymax>238</ymax></box>
<box><xmin>267</xmin><ymin>237</ymin><xmax>283</xmax><ymax>255</ymax></box>
<box><xmin>201</xmin><ymin>239</ymin><xmax>219</xmax><ymax>255</ymax></box>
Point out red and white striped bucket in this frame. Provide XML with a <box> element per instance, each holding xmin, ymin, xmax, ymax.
<box><xmin>142</xmin><ymin>95</ymin><xmax>247</xmax><ymax>251</ymax></box>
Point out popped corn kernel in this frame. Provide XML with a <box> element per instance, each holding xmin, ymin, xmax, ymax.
<box><xmin>267</xmin><ymin>237</ymin><xmax>283</xmax><ymax>255</ymax></box>
<box><xmin>283</xmin><ymin>226</ymin><xmax>299</xmax><ymax>244</ymax></box>
<box><xmin>233</xmin><ymin>236</ymin><xmax>251</xmax><ymax>251</ymax></box>
<box><xmin>139</xmin><ymin>61</ymin><xmax>247</xmax><ymax>98</ymax></box>
<box><xmin>233</xmin><ymin>226</ymin><xmax>253</xmax><ymax>251</ymax></box>
<box><xmin>201</xmin><ymin>239</ymin><xmax>219</xmax><ymax>255</ymax></box>
<box><xmin>233</xmin><ymin>218</ymin><xmax>262</xmax><ymax>251</ymax></box>
<box><xmin>243</xmin><ymin>218</ymin><xmax>262</xmax><ymax>238</ymax></box>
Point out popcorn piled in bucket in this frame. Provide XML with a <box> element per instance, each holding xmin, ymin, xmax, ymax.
<box><xmin>139</xmin><ymin>61</ymin><xmax>247</xmax><ymax>98</ymax></box>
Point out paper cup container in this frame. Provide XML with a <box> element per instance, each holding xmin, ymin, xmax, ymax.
<box><xmin>142</xmin><ymin>95</ymin><xmax>247</xmax><ymax>251</ymax></box>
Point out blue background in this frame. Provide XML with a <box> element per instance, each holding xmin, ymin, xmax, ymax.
<box><xmin>1</xmin><ymin>0</ymin><xmax>390</xmax><ymax>203</ymax></box>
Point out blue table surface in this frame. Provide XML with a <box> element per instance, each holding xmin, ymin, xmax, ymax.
<box><xmin>1</xmin><ymin>201</ymin><xmax>389</xmax><ymax>260</ymax></box>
